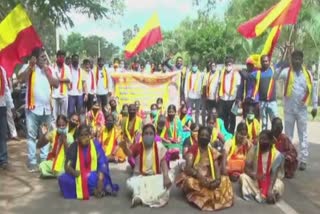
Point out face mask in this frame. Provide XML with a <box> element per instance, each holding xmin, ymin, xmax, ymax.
<box><xmin>247</xmin><ymin>113</ymin><xmax>255</xmax><ymax>121</ymax></box>
<box><xmin>69</xmin><ymin>122</ymin><xmax>78</xmax><ymax>129</ymax></box>
<box><xmin>211</xmin><ymin>68</ymin><xmax>216</xmax><ymax>73</ymax></box>
<box><xmin>57</xmin><ymin>127</ymin><xmax>67</xmax><ymax>135</ymax></box>
<box><xmin>56</xmin><ymin>57</ymin><xmax>65</xmax><ymax>65</ymax></box>
<box><xmin>176</xmin><ymin>64</ymin><xmax>182</xmax><ymax>69</ymax></box>
<box><xmin>192</xmin><ymin>66</ymin><xmax>198</xmax><ymax>73</ymax></box>
<box><xmin>106</xmin><ymin>123</ymin><xmax>114</xmax><ymax>130</ymax></box>
<box><xmin>151</xmin><ymin>110</ymin><xmax>158</xmax><ymax>117</ymax></box>
<box><xmin>168</xmin><ymin>114</ymin><xmax>175</xmax><ymax>120</ymax></box>
<box><xmin>129</xmin><ymin>112</ymin><xmax>136</xmax><ymax>118</ymax></box>
<box><xmin>226</xmin><ymin>65</ymin><xmax>232</xmax><ymax>72</ymax></box>
<box><xmin>72</xmin><ymin>61</ymin><xmax>79</xmax><ymax>68</ymax></box>
<box><xmin>143</xmin><ymin>135</ymin><xmax>154</xmax><ymax>147</ymax></box>
<box><xmin>199</xmin><ymin>137</ymin><xmax>210</xmax><ymax>147</ymax></box>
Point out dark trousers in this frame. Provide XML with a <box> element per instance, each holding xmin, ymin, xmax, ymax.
<box><xmin>242</xmin><ymin>100</ymin><xmax>260</xmax><ymax>120</ymax></box>
<box><xmin>68</xmin><ymin>95</ymin><xmax>83</xmax><ymax>116</ymax></box>
<box><xmin>0</xmin><ymin>107</ymin><xmax>8</xmax><ymax>165</ymax></box>
<box><xmin>85</xmin><ymin>94</ymin><xmax>95</xmax><ymax>111</ymax></box>
<box><xmin>202</xmin><ymin>99</ymin><xmax>217</xmax><ymax>124</ymax></box>
<box><xmin>218</xmin><ymin>100</ymin><xmax>236</xmax><ymax>134</ymax></box>
<box><xmin>97</xmin><ymin>94</ymin><xmax>108</xmax><ymax>108</ymax></box>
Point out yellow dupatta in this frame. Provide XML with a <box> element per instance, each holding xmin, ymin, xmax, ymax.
<box><xmin>194</xmin><ymin>146</ymin><xmax>216</xmax><ymax>179</ymax></box>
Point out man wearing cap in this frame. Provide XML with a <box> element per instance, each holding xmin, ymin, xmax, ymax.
<box><xmin>237</xmin><ymin>57</ymin><xmax>260</xmax><ymax>119</ymax></box>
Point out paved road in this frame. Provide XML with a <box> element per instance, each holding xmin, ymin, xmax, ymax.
<box><xmin>1</xmin><ymin>121</ymin><xmax>319</xmax><ymax>214</ymax></box>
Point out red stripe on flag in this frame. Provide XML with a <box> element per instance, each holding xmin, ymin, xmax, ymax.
<box><xmin>0</xmin><ymin>26</ymin><xmax>42</xmax><ymax>78</ymax></box>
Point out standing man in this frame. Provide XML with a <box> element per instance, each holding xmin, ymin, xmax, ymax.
<box><xmin>0</xmin><ymin>66</ymin><xmax>15</xmax><ymax>170</ymax></box>
<box><xmin>218</xmin><ymin>56</ymin><xmax>241</xmax><ymax>134</ymax></box>
<box><xmin>95</xmin><ymin>57</ymin><xmax>112</xmax><ymax>108</ymax></box>
<box><xmin>68</xmin><ymin>54</ymin><xmax>86</xmax><ymax>116</ymax></box>
<box><xmin>52</xmin><ymin>50</ymin><xmax>71</xmax><ymax>120</ymax></box>
<box><xmin>237</xmin><ymin>57</ymin><xmax>260</xmax><ymax>119</ymax></box>
<box><xmin>18</xmin><ymin>47</ymin><xmax>59</xmax><ymax>172</ymax></box>
<box><xmin>276</xmin><ymin>50</ymin><xmax>318</xmax><ymax>170</ymax></box>
<box><xmin>202</xmin><ymin>61</ymin><xmax>220</xmax><ymax>124</ymax></box>
<box><xmin>82</xmin><ymin>59</ymin><xmax>95</xmax><ymax>111</ymax></box>
<box><xmin>184</xmin><ymin>61</ymin><xmax>204</xmax><ymax>125</ymax></box>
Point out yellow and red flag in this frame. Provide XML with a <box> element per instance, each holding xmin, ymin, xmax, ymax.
<box><xmin>0</xmin><ymin>4</ymin><xmax>43</xmax><ymax>77</ymax></box>
<box><xmin>261</xmin><ymin>25</ymin><xmax>282</xmax><ymax>57</ymax></box>
<box><xmin>124</xmin><ymin>12</ymin><xmax>162</xmax><ymax>59</ymax></box>
<box><xmin>237</xmin><ymin>0</ymin><xmax>302</xmax><ymax>39</ymax></box>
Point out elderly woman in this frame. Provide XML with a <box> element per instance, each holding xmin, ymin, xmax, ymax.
<box><xmin>120</xmin><ymin>123</ymin><xmax>173</xmax><ymax>208</ymax></box>
<box><xmin>58</xmin><ymin>124</ymin><xmax>119</xmax><ymax>200</ymax></box>
<box><xmin>176</xmin><ymin>126</ymin><xmax>234</xmax><ymax>211</ymax></box>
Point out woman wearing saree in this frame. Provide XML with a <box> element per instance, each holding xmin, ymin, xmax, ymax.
<box><xmin>176</xmin><ymin>126</ymin><xmax>234</xmax><ymax>211</ymax></box>
<box><xmin>225</xmin><ymin>122</ymin><xmax>252</xmax><ymax>181</ymax></box>
<box><xmin>180</xmin><ymin>104</ymin><xmax>193</xmax><ymax>142</ymax></box>
<box><xmin>207</xmin><ymin>108</ymin><xmax>233</xmax><ymax>142</ymax></box>
<box><xmin>271</xmin><ymin>117</ymin><xmax>298</xmax><ymax>178</ymax></box>
<box><xmin>120</xmin><ymin>123</ymin><xmax>173</xmax><ymax>208</ymax></box>
<box><xmin>38</xmin><ymin>115</ymin><xmax>74</xmax><ymax>178</ymax></box>
<box><xmin>58</xmin><ymin>124</ymin><xmax>119</xmax><ymax>200</ymax></box>
<box><xmin>240</xmin><ymin>130</ymin><xmax>284</xmax><ymax>204</ymax></box>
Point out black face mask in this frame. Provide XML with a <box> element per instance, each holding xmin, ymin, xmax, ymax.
<box><xmin>129</xmin><ymin>112</ymin><xmax>136</xmax><ymax>118</ymax></box>
<box><xmin>199</xmin><ymin>137</ymin><xmax>210</xmax><ymax>147</ymax></box>
<box><xmin>72</xmin><ymin>61</ymin><xmax>79</xmax><ymax>68</ymax></box>
<box><xmin>106</xmin><ymin>123</ymin><xmax>114</xmax><ymax>130</ymax></box>
<box><xmin>168</xmin><ymin>115</ymin><xmax>175</xmax><ymax>120</ymax></box>
<box><xmin>69</xmin><ymin>122</ymin><xmax>78</xmax><ymax>129</ymax></box>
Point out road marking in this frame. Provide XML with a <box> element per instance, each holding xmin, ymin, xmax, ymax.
<box><xmin>276</xmin><ymin>200</ymin><xmax>299</xmax><ymax>214</ymax></box>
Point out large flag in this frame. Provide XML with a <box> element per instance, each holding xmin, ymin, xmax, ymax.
<box><xmin>261</xmin><ymin>25</ymin><xmax>282</xmax><ymax>57</ymax></box>
<box><xmin>0</xmin><ymin>4</ymin><xmax>43</xmax><ymax>77</ymax></box>
<box><xmin>125</xmin><ymin>12</ymin><xmax>162</xmax><ymax>59</ymax></box>
<box><xmin>237</xmin><ymin>0</ymin><xmax>302</xmax><ymax>39</ymax></box>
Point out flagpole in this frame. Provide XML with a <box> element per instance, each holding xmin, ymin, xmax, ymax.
<box><xmin>161</xmin><ymin>41</ymin><xmax>165</xmax><ymax>61</ymax></box>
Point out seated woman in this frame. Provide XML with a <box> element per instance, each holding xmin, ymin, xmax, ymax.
<box><xmin>99</xmin><ymin>113</ymin><xmax>126</xmax><ymax>163</ymax></box>
<box><xmin>176</xmin><ymin>127</ymin><xmax>234</xmax><ymax>211</ymax></box>
<box><xmin>120</xmin><ymin>124</ymin><xmax>173</xmax><ymax>208</ymax></box>
<box><xmin>109</xmin><ymin>98</ymin><xmax>119</xmax><ymax>123</ymax></box>
<box><xmin>272</xmin><ymin>117</ymin><xmax>298</xmax><ymax>178</ymax></box>
<box><xmin>149</xmin><ymin>103</ymin><xmax>160</xmax><ymax>125</ymax></box>
<box><xmin>245</xmin><ymin>106</ymin><xmax>260</xmax><ymax>144</ymax></box>
<box><xmin>38</xmin><ymin>115</ymin><xmax>74</xmax><ymax>178</ymax></box>
<box><xmin>86</xmin><ymin>99</ymin><xmax>105</xmax><ymax>136</ymax></box>
<box><xmin>182</xmin><ymin>123</ymin><xmax>199</xmax><ymax>157</ymax></box>
<box><xmin>135</xmin><ymin>100</ymin><xmax>146</xmax><ymax>120</ymax></box>
<box><xmin>58</xmin><ymin>124</ymin><xmax>119</xmax><ymax>200</ymax></box>
<box><xmin>207</xmin><ymin>108</ymin><xmax>232</xmax><ymax>142</ymax></box>
<box><xmin>180</xmin><ymin>104</ymin><xmax>193</xmax><ymax>142</ymax></box>
<box><xmin>225</xmin><ymin>122</ymin><xmax>252</xmax><ymax>181</ymax></box>
<box><xmin>121</xmin><ymin>104</ymin><xmax>143</xmax><ymax>145</ymax></box>
<box><xmin>156</xmin><ymin>97</ymin><xmax>165</xmax><ymax>115</ymax></box>
<box><xmin>118</xmin><ymin>104</ymin><xmax>129</xmax><ymax>127</ymax></box>
<box><xmin>161</xmin><ymin>105</ymin><xmax>183</xmax><ymax>160</ymax></box>
<box><xmin>68</xmin><ymin>113</ymin><xmax>80</xmax><ymax>139</ymax></box>
<box><xmin>240</xmin><ymin>130</ymin><xmax>284</xmax><ymax>204</ymax></box>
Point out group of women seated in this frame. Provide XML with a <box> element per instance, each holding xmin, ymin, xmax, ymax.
<box><xmin>36</xmin><ymin>97</ymin><xmax>298</xmax><ymax>211</ymax></box>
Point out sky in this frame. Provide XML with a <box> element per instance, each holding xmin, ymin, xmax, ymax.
<box><xmin>59</xmin><ymin>0</ymin><xmax>229</xmax><ymax>48</ymax></box>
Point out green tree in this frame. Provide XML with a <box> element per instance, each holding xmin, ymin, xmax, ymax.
<box><xmin>64</xmin><ymin>33</ymin><xmax>85</xmax><ymax>56</ymax></box>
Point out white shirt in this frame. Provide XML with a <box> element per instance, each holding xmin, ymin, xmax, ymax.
<box><xmin>203</xmin><ymin>71</ymin><xmax>220</xmax><ymax>100</ymax></box>
<box><xmin>184</xmin><ymin>71</ymin><xmax>204</xmax><ymax>99</ymax></box>
<box><xmin>219</xmin><ymin>70</ymin><xmax>241</xmax><ymax>101</ymax></box>
<box><xmin>0</xmin><ymin>66</ymin><xmax>14</xmax><ymax>108</ymax></box>
<box><xmin>277</xmin><ymin>67</ymin><xmax>318</xmax><ymax>112</ymax></box>
<box><xmin>19</xmin><ymin>64</ymin><xmax>53</xmax><ymax>115</ymax></box>
<box><xmin>83</xmin><ymin>69</ymin><xmax>96</xmax><ymax>95</ymax></box>
<box><xmin>95</xmin><ymin>66</ymin><xmax>112</xmax><ymax>95</ymax></box>
<box><xmin>68</xmin><ymin>66</ymin><xmax>84</xmax><ymax>96</ymax></box>
<box><xmin>52</xmin><ymin>63</ymin><xmax>71</xmax><ymax>98</ymax></box>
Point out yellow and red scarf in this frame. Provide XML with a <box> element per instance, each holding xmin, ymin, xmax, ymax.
<box><xmin>101</xmin><ymin>128</ymin><xmax>117</xmax><ymax>156</ymax></box>
<box><xmin>246</xmin><ymin>119</ymin><xmax>260</xmax><ymax>140</ymax></box>
<box><xmin>255</xmin><ymin>69</ymin><xmax>275</xmax><ymax>101</ymax></box>
<box><xmin>90</xmin><ymin>71</ymin><xmax>95</xmax><ymax>91</ymax></box>
<box><xmin>75</xmin><ymin>140</ymin><xmax>97</xmax><ymax>200</ymax></box>
<box><xmin>96</xmin><ymin>66</ymin><xmax>108</xmax><ymax>89</ymax></box>
<box><xmin>27</xmin><ymin>67</ymin><xmax>36</xmax><ymax>110</ymax></box>
<box><xmin>227</xmin><ymin>137</ymin><xmax>249</xmax><ymax>161</ymax></box>
<box><xmin>165</xmin><ymin>117</ymin><xmax>177</xmax><ymax>140</ymax></box>
<box><xmin>0</xmin><ymin>67</ymin><xmax>5</xmax><ymax>96</ymax></box>
<box><xmin>194</xmin><ymin>146</ymin><xmax>216</xmax><ymax>179</ymax></box>
<box><xmin>125</xmin><ymin>117</ymin><xmax>141</xmax><ymax>143</ymax></box>
<box><xmin>219</xmin><ymin>69</ymin><xmax>236</xmax><ymax>97</ymax></box>
<box><xmin>188</xmin><ymin>71</ymin><xmax>201</xmax><ymax>92</ymax></box>
<box><xmin>47</xmin><ymin>131</ymin><xmax>66</xmax><ymax>173</ymax></box>
<box><xmin>206</xmin><ymin>72</ymin><xmax>219</xmax><ymax>97</ymax></box>
<box><xmin>243</xmin><ymin>71</ymin><xmax>260</xmax><ymax>100</ymax></box>
<box><xmin>140</xmin><ymin>142</ymin><xmax>160</xmax><ymax>175</ymax></box>
<box><xmin>284</xmin><ymin>66</ymin><xmax>312</xmax><ymax>105</ymax></box>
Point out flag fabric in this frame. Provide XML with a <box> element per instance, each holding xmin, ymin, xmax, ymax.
<box><xmin>0</xmin><ymin>4</ymin><xmax>43</xmax><ymax>77</ymax></box>
<box><xmin>237</xmin><ymin>0</ymin><xmax>302</xmax><ymax>38</ymax></box>
<box><xmin>124</xmin><ymin>12</ymin><xmax>162</xmax><ymax>59</ymax></box>
<box><xmin>261</xmin><ymin>25</ymin><xmax>282</xmax><ymax>57</ymax></box>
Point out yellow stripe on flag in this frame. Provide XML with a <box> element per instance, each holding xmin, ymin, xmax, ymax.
<box><xmin>261</xmin><ymin>26</ymin><xmax>282</xmax><ymax>55</ymax></box>
<box><xmin>125</xmin><ymin>12</ymin><xmax>160</xmax><ymax>53</ymax></box>
<box><xmin>255</xmin><ymin>0</ymin><xmax>291</xmax><ymax>37</ymax></box>
<box><xmin>0</xmin><ymin>4</ymin><xmax>32</xmax><ymax>50</ymax></box>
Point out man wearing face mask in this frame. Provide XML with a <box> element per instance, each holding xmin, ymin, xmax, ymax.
<box><xmin>245</xmin><ymin>106</ymin><xmax>260</xmax><ymax>143</ymax></box>
<box><xmin>202</xmin><ymin>61</ymin><xmax>220</xmax><ymax>125</ymax></box>
<box><xmin>122</xmin><ymin>104</ymin><xmax>143</xmax><ymax>144</ymax></box>
<box><xmin>184</xmin><ymin>61</ymin><xmax>204</xmax><ymax>126</ymax></box>
<box><xmin>68</xmin><ymin>54</ymin><xmax>86</xmax><ymax>116</ymax></box>
<box><xmin>95</xmin><ymin>57</ymin><xmax>112</xmax><ymax>108</ymax></box>
<box><xmin>218</xmin><ymin>56</ymin><xmax>241</xmax><ymax>134</ymax></box>
<box><xmin>274</xmin><ymin>50</ymin><xmax>318</xmax><ymax>171</ymax></box>
<box><xmin>52</xmin><ymin>50</ymin><xmax>71</xmax><ymax>121</ymax></box>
